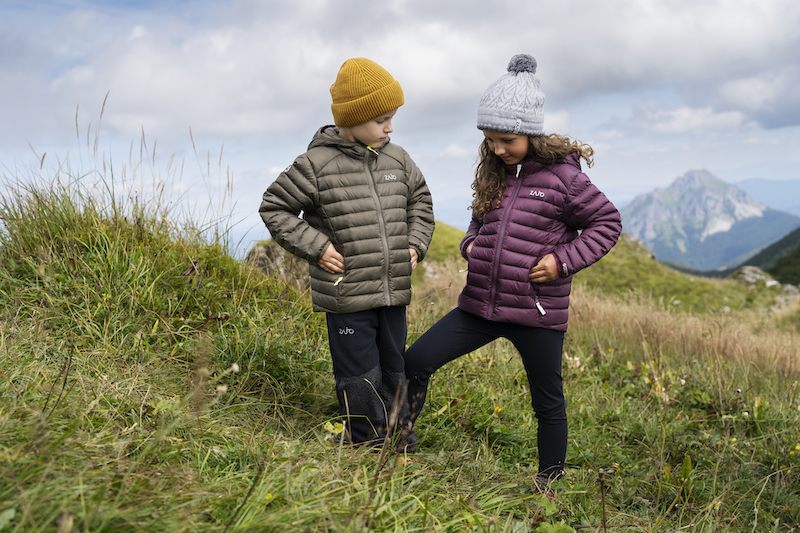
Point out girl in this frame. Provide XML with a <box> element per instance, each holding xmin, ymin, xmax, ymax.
<box><xmin>404</xmin><ymin>54</ymin><xmax>621</xmax><ymax>486</ymax></box>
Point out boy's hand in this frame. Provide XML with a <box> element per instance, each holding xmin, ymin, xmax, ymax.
<box><xmin>529</xmin><ymin>253</ymin><xmax>558</xmax><ymax>283</ymax></box>
<box><xmin>319</xmin><ymin>243</ymin><xmax>345</xmax><ymax>274</ymax></box>
<box><xmin>409</xmin><ymin>248</ymin><xmax>419</xmax><ymax>271</ymax></box>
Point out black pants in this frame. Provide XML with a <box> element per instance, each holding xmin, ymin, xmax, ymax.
<box><xmin>326</xmin><ymin>306</ymin><xmax>410</xmax><ymax>444</ymax></box>
<box><xmin>404</xmin><ymin>308</ymin><xmax>567</xmax><ymax>477</ymax></box>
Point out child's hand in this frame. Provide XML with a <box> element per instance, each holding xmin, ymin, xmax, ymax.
<box><xmin>318</xmin><ymin>243</ymin><xmax>345</xmax><ymax>274</ymax></box>
<box><xmin>529</xmin><ymin>253</ymin><xmax>558</xmax><ymax>283</ymax></box>
<box><xmin>409</xmin><ymin>248</ymin><xmax>419</xmax><ymax>271</ymax></box>
<box><xmin>466</xmin><ymin>242</ymin><xmax>474</xmax><ymax>257</ymax></box>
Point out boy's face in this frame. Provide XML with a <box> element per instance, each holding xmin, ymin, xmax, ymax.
<box><xmin>338</xmin><ymin>109</ymin><xmax>397</xmax><ymax>148</ymax></box>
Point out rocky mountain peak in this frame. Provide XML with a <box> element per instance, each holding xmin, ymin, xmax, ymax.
<box><xmin>620</xmin><ymin>169</ymin><xmax>799</xmax><ymax>270</ymax></box>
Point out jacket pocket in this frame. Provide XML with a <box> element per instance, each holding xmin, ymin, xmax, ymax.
<box><xmin>310</xmin><ymin>264</ymin><xmax>344</xmax><ymax>297</ymax></box>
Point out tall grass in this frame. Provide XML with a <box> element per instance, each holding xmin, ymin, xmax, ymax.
<box><xmin>1</xmin><ymin>127</ymin><xmax>799</xmax><ymax>531</ymax></box>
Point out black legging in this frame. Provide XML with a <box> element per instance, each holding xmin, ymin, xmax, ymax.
<box><xmin>404</xmin><ymin>308</ymin><xmax>567</xmax><ymax>477</ymax></box>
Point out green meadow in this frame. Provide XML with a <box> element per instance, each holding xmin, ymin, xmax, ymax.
<box><xmin>1</xmin><ymin>148</ymin><xmax>799</xmax><ymax>532</ymax></box>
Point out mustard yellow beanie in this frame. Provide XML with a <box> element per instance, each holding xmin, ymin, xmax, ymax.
<box><xmin>330</xmin><ymin>58</ymin><xmax>404</xmax><ymax>127</ymax></box>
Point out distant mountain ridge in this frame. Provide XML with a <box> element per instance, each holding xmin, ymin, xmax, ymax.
<box><xmin>733</xmin><ymin>178</ymin><xmax>800</xmax><ymax>218</ymax></box>
<box><xmin>621</xmin><ymin>169</ymin><xmax>800</xmax><ymax>271</ymax></box>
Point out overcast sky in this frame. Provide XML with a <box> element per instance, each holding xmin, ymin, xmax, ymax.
<box><xmin>2</xmin><ymin>0</ymin><xmax>800</xmax><ymax>256</ymax></box>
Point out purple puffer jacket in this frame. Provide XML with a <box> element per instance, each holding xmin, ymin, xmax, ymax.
<box><xmin>458</xmin><ymin>153</ymin><xmax>621</xmax><ymax>331</ymax></box>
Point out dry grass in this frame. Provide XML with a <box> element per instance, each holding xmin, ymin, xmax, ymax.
<box><xmin>570</xmin><ymin>283</ymin><xmax>800</xmax><ymax>375</ymax></box>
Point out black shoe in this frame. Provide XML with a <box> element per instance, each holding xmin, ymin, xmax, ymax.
<box><xmin>392</xmin><ymin>428</ymin><xmax>418</xmax><ymax>454</ymax></box>
<box><xmin>533</xmin><ymin>472</ymin><xmax>563</xmax><ymax>499</ymax></box>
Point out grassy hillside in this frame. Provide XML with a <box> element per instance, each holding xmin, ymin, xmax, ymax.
<box><xmin>1</xmin><ymin>177</ymin><xmax>800</xmax><ymax>532</ymax></box>
<box><xmin>578</xmin><ymin>235</ymin><xmax>796</xmax><ymax>315</ymax></box>
<box><xmin>771</xmin><ymin>247</ymin><xmax>800</xmax><ymax>285</ymax></box>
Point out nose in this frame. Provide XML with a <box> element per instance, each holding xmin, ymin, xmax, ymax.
<box><xmin>492</xmin><ymin>143</ymin><xmax>505</xmax><ymax>156</ymax></box>
<box><xmin>384</xmin><ymin>119</ymin><xmax>393</xmax><ymax>133</ymax></box>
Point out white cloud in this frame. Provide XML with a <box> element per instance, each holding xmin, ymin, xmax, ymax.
<box><xmin>439</xmin><ymin>143</ymin><xmax>469</xmax><ymax>159</ymax></box>
<box><xmin>544</xmin><ymin>110</ymin><xmax>570</xmax><ymax>136</ymax></box>
<box><xmin>4</xmin><ymin>0</ymin><xmax>800</xmax><ymax>253</ymax></box>
<box><xmin>642</xmin><ymin>106</ymin><xmax>749</xmax><ymax>134</ymax></box>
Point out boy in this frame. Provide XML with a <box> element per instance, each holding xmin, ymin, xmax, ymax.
<box><xmin>259</xmin><ymin>58</ymin><xmax>435</xmax><ymax>451</ymax></box>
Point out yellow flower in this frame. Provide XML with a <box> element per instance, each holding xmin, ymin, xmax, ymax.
<box><xmin>324</xmin><ymin>421</ymin><xmax>344</xmax><ymax>434</ymax></box>
<box><xmin>732</xmin><ymin>438</ymin><xmax>737</xmax><ymax>443</ymax></box>
<box><xmin>494</xmin><ymin>406</ymin><xmax>502</xmax><ymax>414</ymax></box>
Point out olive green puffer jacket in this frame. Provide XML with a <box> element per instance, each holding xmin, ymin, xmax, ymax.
<box><xmin>259</xmin><ymin>126</ymin><xmax>435</xmax><ymax>314</ymax></box>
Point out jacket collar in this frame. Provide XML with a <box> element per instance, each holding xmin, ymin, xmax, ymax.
<box><xmin>308</xmin><ymin>125</ymin><xmax>388</xmax><ymax>159</ymax></box>
<box><xmin>504</xmin><ymin>152</ymin><xmax>582</xmax><ymax>175</ymax></box>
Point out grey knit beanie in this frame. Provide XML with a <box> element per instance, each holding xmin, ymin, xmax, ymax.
<box><xmin>476</xmin><ymin>54</ymin><xmax>545</xmax><ymax>136</ymax></box>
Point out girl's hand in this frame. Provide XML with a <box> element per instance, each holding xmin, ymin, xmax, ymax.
<box><xmin>466</xmin><ymin>242</ymin><xmax>474</xmax><ymax>257</ymax></box>
<box><xmin>409</xmin><ymin>248</ymin><xmax>419</xmax><ymax>271</ymax></box>
<box><xmin>529</xmin><ymin>253</ymin><xmax>558</xmax><ymax>283</ymax></box>
<box><xmin>318</xmin><ymin>243</ymin><xmax>345</xmax><ymax>274</ymax></box>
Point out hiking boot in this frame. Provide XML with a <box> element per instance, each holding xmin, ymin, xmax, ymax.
<box><xmin>392</xmin><ymin>428</ymin><xmax>418</xmax><ymax>454</ymax></box>
<box><xmin>533</xmin><ymin>472</ymin><xmax>564</xmax><ymax>500</ymax></box>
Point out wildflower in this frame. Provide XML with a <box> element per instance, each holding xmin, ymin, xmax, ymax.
<box><xmin>732</xmin><ymin>438</ymin><xmax>737</xmax><ymax>443</ymax></box>
<box><xmin>742</xmin><ymin>411</ymin><xmax>749</xmax><ymax>418</ymax></box>
<box><xmin>324</xmin><ymin>421</ymin><xmax>344</xmax><ymax>434</ymax></box>
<box><xmin>494</xmin><ymin>406</ymin><xmax>502</xmax><ymax>414</ymax></box>
<box><xmin>216</xmin><ymin>384</ymin><xmax>228</xmax><ymax>394</ymax></box>
<box><xmin>231</xmin><ymin>363</ymin><xmax>240</xmax><ymax>373</ymax></box>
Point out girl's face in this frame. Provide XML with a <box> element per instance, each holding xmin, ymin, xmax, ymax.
<box><xmin>483</xmin><ymin>130</ymin><xmax>529</xmax><ymax>165</ymax></box>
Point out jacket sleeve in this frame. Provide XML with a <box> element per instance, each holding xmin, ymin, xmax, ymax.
<box><xmin>258</xmin><ymin>156</ymin><xmax>331</xmax><ymax>264</ymax></box>
<box><xmin>551</xmin><ymin>172</ymin><xmax>622</xmax><ymax>277</ymax></box>
<box><xmin>403</xmin><ymin>150</ymin><xmax>435</xmax><ymax>261</ymax></box>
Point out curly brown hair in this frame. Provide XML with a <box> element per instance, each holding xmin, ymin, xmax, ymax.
<box><xmin>470</xmin><ymin>133</ymin><xmax>594</xmax><ymax>219</ymax></box>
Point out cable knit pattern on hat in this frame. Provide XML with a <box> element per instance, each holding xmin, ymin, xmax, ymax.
<box><xmin>477</xmin><ymin>54</ymin><xmax>545</xmax><ymax>136</ymax></box>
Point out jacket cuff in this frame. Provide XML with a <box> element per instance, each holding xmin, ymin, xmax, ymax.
<box><xmin>410</xmin><ymin>241</ymin><xmax>427</xmax><ymax>262</ymax></box>
<box><xmin>551</xmin><ymin>250</ymin><xmax>571</xmax><ymax>278</ymax></box>
<box><xmin>460</xmin><ymin>238</ymin><xmax>475</xmax><ymax>260</ymax></box>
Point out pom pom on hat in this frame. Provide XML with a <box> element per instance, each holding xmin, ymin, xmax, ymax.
<box><xmin>507</xmin><ymin>54</ymin><xmax>537</xmax><ymax>74</ymax></box>
<box><xmin>477</xmin><ymin>53</ymin><xmax>545</xmax><ymax>136</ymax></box>
<box><xmin>330</xmin><ymin>58</ymin><xmax>404</xmax><ymax>127</ymax></box>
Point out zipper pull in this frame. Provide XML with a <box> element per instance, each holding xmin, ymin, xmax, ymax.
<box><xmin>516</xmin><ymin>163</ymin><xmax>522</xmax><ymax>178</ymax></box>
<box><xmin>536</xmin><ymin>301</ymin><xmax>546</xmax><ymax>315</ymax></box>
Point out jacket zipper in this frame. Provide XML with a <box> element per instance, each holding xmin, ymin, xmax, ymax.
<box><xmin>364</xmin><ymin>146</ymin><xmax>393</xmax><ymax>306</ymax></box>
<box><xmin>533</xmin><ymin>285</ymin><xmax>546</xmax><ymax>316</ymax></box>
<box><xmin>486</xmin><ymin>163</ymin><xmax>523</xmax><ymax>320</ymax></box>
